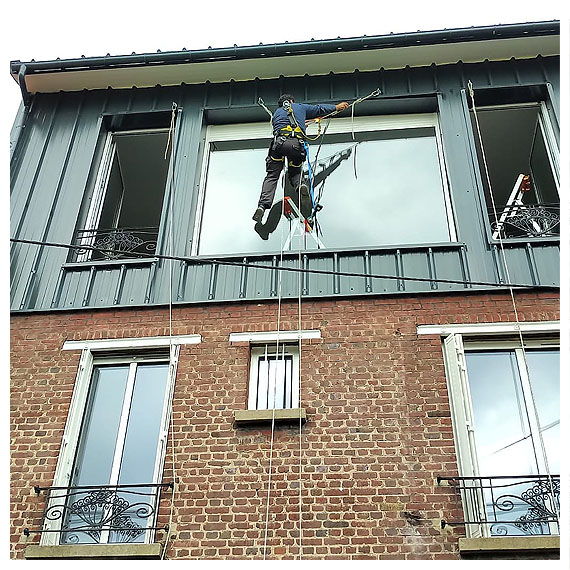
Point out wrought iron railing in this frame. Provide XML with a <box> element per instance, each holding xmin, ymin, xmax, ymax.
<box><xmin>437</xmin><ymin>474</ymin><xmax>560</xmax><ymax>537</ymax></box>
<box><xmin>489</xmin><ymin>203</ymin><xmax>560</xmax><ymax>238</ymax></box>
<box><xmin>71</xmin><ymin>226</ymin><xmax>159</xmax><ymax>261</ymax></box>
<box><xmin>24</xmin><ymin>482</ymin><xmax>173</xmax><ymax>544</ymax></box>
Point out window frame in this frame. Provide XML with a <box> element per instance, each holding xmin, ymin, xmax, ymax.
<box><xmin>437</xmin><ymin>323</ymin><xmax>560</xmax><ymax>538</ymax></box>
<box><xmin>469</xmin><ymin>100</ymin><xmax>560</xmax><ymax>242</ymax></box>
<box><xmin>41</xmin><ymin>335</ymin><xmax>200</xmax><ymax>546</ymax></box>
<box><xmin>76</xmin><ymin>127</ymin><xmax>171</xmax><ymax>263</ymax></box>
<box><xmin>192</xmin><ymin>113</ymin><xmax>457</xmax><ymax>256</ymax></box>
<box><xmin>248</xmin><ymin>343</ymin><xmax>300</xmax><ymax>411</ymax></box>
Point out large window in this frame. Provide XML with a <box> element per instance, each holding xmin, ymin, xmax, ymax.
<box><xmin>441</xmin><ymin>326</ymin><xmax>560</xmax><ymax>537</ymax></box>
<box><xmin>74</xmin><ymin>114</ymin><xmax>173</xmax><ymax>262</ymax></box>
<box><xmin>194</xmin><ymin>114</ymin><xmax>455</xmax><ymax>256</ymax></box>
<box><xmin>471</xmin><ymin>102</ymin><xmax>560</xmax><ymax>239</ymax></box>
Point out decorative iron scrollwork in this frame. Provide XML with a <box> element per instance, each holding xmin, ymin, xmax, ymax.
<box><xmin>73</xmin><ymin>227</ymin><xmax>158</xmax><ymax>261</ymax></box>
<box><xmin>25</xmin><ymin>482</ymin><xmax>172</xmax><ymax>544</ymax></box>
<box><xmin>491</xmin><ymin>204</ymin><xmax>560</xmax><ymax>238</ymax></box>
<box><xmin>438</xmin><ymin>474</ymin><xmax>560</xmax><ymax>537</ymax></box>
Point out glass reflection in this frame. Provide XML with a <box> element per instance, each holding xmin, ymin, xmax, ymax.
<box><xmin>199</xmin><ymin>129</ymin><xmax>450</xmax><ymax>255</ymax></box>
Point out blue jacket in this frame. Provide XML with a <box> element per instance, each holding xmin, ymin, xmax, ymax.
<box><xmin>272</xmin><ymin>102</ymin><xmax>337</xmax><ymax>135</ymax></box>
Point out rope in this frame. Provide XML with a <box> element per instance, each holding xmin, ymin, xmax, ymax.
<box><xmin>296</xmin><ymin>181</ymin><xmax>304</xmax><ymax>560</ymax></box>
<box><xmin>262</xmin><ymin>179</ymin><xmax>287</xmax><ymax>559</ymax></box>
<box><xmin>161</xmin><ymin>102</ymin><xmax>179</xmax><ymax>560</ymax></box>
<box><xmin>468</xmin><ymin>81</ymin><xmax>559</xmax><ymax>521</ymax></box>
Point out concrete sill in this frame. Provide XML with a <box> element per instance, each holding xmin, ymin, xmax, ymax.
<box><xmin>459</xmin><ymin>536</ymin><xmax>560</xmax><ymax>554</ymax></box>
<box><xmin>24</xmin><ymin>543</ymin><xmax>163</xmax><ymax>559</ymax></box>
<box><xmin>234</xmin><ymin>408</ymin><xmax>306</xmax><ymax>425</ymax></box>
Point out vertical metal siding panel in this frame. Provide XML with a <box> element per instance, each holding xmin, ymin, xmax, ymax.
<box><xmin>117</xmin><ymin>265</ymin><xmax>153</xmax><ymax>306</ymax></box>
<box><xmin>58</xmin><ymin>269</ymin><xmax>91</xmax><ymax>309</ymax></box>
<box><xmin>399</xmin><ymin>251</ymin><xmax>433</xmax><ymax>293</ymax></box>
<box><xmin>304</xmin><ymin>256</ymin><xmax>334</xmax><ymax>297</ymax></box>
<box><xmin>87</xmin><ymin>267</ymin><xmax>121</xmax><ymax>307</ymax></box>
<box><xmin>530</xmin><ymin>244</ymin><xmax>560</xmax><ymax>287</ymax></box>
<box><xmin>151</xmin><ymin>95</ymin><xmax>204</xmax><ymax>305</ymax></box>
<box><xmin>337</xmin><ymin>254</ymin><xmax>368</xmax><ymax>295</ymax></box>
<box><xmin>183</xmin><ymin>263</ymin><xmax>216</xmax><ymax>302</ymax></box>
<box><xmin>432</xmin><ymin>249</ymin><xmax>469</xmax><ymax>291</ymax></box>
<box><xmin>242</xmin><ymin>259</ymin><xmax>277</xmax><ymax>300</ymax></box>
<box><xmin>10</xmin><ymin>96</ymin><xmax>60</xmax><ymax>238</ymax></box>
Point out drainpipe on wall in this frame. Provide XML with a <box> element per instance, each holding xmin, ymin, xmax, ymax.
<box><xmin>18</xmin><ymin>64</ymin><xmax>31</xmax><ymax>107</ymax></box>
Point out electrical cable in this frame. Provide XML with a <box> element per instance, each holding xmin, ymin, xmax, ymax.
<box><xmin>9</xmin><ymin>236</ymin><xmax>558</xmax><ymax>291</ymax></box>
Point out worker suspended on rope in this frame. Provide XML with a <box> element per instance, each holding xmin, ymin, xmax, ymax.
<box><xmin>252</xmin><ymin>94</ymin><xmax>349</xmax><ymax>228</ymax></box>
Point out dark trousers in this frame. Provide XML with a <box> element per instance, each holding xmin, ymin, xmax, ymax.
<box><xmin>258</xmin><ymin>135</ymin><xmax>306</xmax><ymax>209</ymax></box>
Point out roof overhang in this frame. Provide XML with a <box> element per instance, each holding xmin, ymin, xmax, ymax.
<box><xmin>10</xmin><ymin>22</ymin><xmax>560</xmax><ymax>96</ymax></box>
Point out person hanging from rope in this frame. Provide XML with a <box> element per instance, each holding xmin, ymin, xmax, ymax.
<box><xmin>252</xmin><ymin>94</ymin><xmax>349</xmax><ymax>226</ymax></box>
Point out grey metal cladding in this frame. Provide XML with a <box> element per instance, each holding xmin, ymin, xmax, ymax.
<box><xmin>9</xmin><ymin>57</ymin><xmax>561</xmax><ymax>312</ymax></box>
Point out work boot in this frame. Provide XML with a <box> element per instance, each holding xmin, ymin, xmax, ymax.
<box><xmin>252</xmin><ymin>206</ymin><xmax>265</xmax><ymax>223</ymax></box>
<box><xmin>254</xmin><ymin>222</ymin><xmax>270</xmax><ymax>240</ymax></box>
<box><xmin>299</xmin><ymin>184</ymin><xmax>312</xmax><ymax>219</ymax></box>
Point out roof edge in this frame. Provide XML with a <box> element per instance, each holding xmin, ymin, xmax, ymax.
<box><xmin>10</xmin><ymin>20</ymin><xmax>560</xmax><ymax>75</ymax></box>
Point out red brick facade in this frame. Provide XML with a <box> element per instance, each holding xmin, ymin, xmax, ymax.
<box><xmin>10</xmin><ymin>290</ymin><xmax>560</xmax><ymax>559</ymax></box>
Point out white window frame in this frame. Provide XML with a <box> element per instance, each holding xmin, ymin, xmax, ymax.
<box><xmin>192</xmin><ymin>113</ymin><xmax>456</xmax><ymax>255</ymax></box>
<box><xmin>77</xmin><ymin>128</ymin><xmax>170</xmax><ymax>263</ymax></box>
<box><xmin>426</xmin><ymin>321</ymin><xmax>560</xmax><ymax>538</ymax></box>
<box><xmin>41</xmin><ymin>334</ymin><xmax>200</xmax><ymax>546</ymax></box>
<box><xmin>248</xmin><ymin>343</ymin><xmax>300</xmax><ymax>411</ymax></box>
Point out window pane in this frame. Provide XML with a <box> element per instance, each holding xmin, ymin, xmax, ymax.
<box><xmin>62</xmin><ymin>365</ymin><xmax>130</xmax><ymax>545</ymax></box>
<box><xmin>525</xmin><ymin>349</ymin><xmax>560</xmax><ymax>472</ymax></box>
<box><xmin>198</xmin><ymin>127</ymin><xmax>451</xmax><ymax>256</ymax></box>
<box><xmin>72</xmin><ymin>365</ymin><xmax>130</xmax><ymax>486</ymax></box>
<box><xmin>118</xmin><ymin>363</ymin><xmax>170</xmax><ymax>485</ymax></box>
<box><xmin>308</xmin><ymin>136</ymin><xmax>450</xmax><ymax>248</ymax></box>
<box><xmin>465</xmin><ymin>351</ymin><xmax>538</xmax><ymax>476</ymax></box>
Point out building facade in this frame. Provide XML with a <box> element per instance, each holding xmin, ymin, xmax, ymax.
<box><xmin>10</xmin><ymin>21</ymin><xmax>561</xmax><ymax>560</ymax></box>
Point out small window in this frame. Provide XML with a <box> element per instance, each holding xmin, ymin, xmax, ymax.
<box><xmin>248</xmin><ymin>344</ymin><xmax>299</xmax><ymax>410</ymax></box>
<box><xmin>74</xmin><ymin>113</ymin><xmax>173</xmax><ymax>262</ymax></box>
<box><xmin>471</xmin><ymin>101</ymin><xmax>560</xmax><ymax>239</ymax></box>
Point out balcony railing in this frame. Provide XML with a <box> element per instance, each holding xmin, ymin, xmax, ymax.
<box><xmin>71</xmin><ymin>226</ymin><xmax>159</xmax><ymax>262</ymax></box>
<box><xmin>24</xmin><ymin>482</ymin><xmax>173</xmax><ymax>544</ymax></box>
<box><xmin>489</xmin><ymin>203</ymin><xmax>560</xmax><ymax>239</ymax></box>
<box><xmin>438</xmin><ymin>474</ymin><xmax>560</xmax><ymax>537</ymax></box>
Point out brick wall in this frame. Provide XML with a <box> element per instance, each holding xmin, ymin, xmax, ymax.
<box><xmin>10</xmin><ymin>289</ymin><xmax>560</xmax><ymax>559</ymax></box>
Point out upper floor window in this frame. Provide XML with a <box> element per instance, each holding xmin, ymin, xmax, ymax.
<box><xmin>470</xmin><ymin>100</ymin><xmax>560</xmax><ymax>240</ymax></box>
<box><xmin>194</xmin><ymin>114</ymin><xmax>455</xmax><ymax>256</ymax></box>
<box><xmin>74</xmin><ymin>112</ymin><xmax>173</xmax><ymax>262</ymax></box>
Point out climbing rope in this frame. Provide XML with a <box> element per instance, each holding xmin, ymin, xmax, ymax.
<box><xmin>161</xmin><ymin>101</ymin><xmax>180</xmax><ymax>560</ymax></box>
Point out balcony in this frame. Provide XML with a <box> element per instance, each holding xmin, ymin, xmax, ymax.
<box><xmin>489</xmin><ymin>203</ymin><xmax>560</xmax><ymax>240</ymax></box>
<box><xmin>24</xmin><ymin>482</ymin><xmax>172</xmax><ymax>546</ymax></box>
<box><xmin>437</xmin><ymin>474</ymin><xmax>560</xmax><ymax>537</ymax></box>
<box><xmin>71</xmin><ymin>227</ymin><xmax>159</xmax><ymax>262</ymax></box>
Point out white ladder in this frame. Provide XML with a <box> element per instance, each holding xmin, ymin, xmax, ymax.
<box><xmin>281</xmin><ymin>196</ymin><xmax>325</xmax><ymax>250</ymax></box>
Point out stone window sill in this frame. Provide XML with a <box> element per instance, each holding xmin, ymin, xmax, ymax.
<box><xmin>234</xmin><ymin>408</ymin><xmax>306</xmax><ymax>425</ymax></box>
<box><xmin>459</xmin><ymin>536</ymin><xmax>559</xmax><ymax>556</ymax></box>
<box><xmin>24</xmin><ymin>543</ymin><xmax>162</xmax><ymax>559</ymax></box>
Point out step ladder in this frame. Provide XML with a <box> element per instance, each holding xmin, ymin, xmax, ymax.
<box><xmin>492</xmin><ymin>173</ymin><xmax>541</xmax><ymax>239</ymax></box>
<box><xmin>281</xmin><ymin>196</ymin><xmax>325</xmax><ymax>250</ymax></box>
